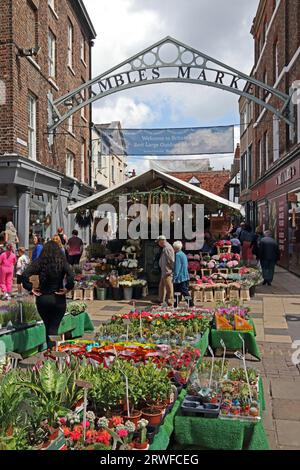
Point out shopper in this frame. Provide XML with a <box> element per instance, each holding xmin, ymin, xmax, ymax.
<box><xmin>251</xmin><ymin>226</ymin><xmax>264</xmax><ymax>262</ymax></box>
<box><xmin>173</xmin><ymin>241</ymin><xmax>192</xmax><ymax>308</ymax></box>
<box><xmin>240</xmin><ymin>224</ymin><xmax>254</xmax><ymax>265</ymax></box>
<box><xmin>4</xmin><ymin>222</ymin><xmax>19</xmax><ymax>252</ymax></box>
<box><xmin>258</xmin><ymin>230</ymin><xmax>280</xmax><ymax>286</ymax></box>
<box><xmin>21</xmin><ymin>241</ymin><xmax>74</xmax><ymax>348</ymax></box>
<box><xmin>157</xmin><ymin>235</ymin><xmax>175</xmax><ymax>306</ymax></box>
<box><xmin>201</xmin><ymin>231</ymin><xmax>216</xmax><ymax>255</ymax></box>
<box><xmin>57</xmin><ymin>227</ymin><xmax>68</xmax><ymax>247</ymax></box>
<box><xmin>32</xmin><ymin>235</ymin><xmax>44</xmax><ymax>262</ymax></box>
<box><xmin>0</xmin><ymin>244</ymin><xmax>17</xmax><ymax>300</ymax></box>
<box><xmin>230</xmin><ymin>233</ymin><xmax>241</xmax><ymax>255</ymax></box>
<box><xmin>16</xmin><ymin>247</ymin><xmax>30</xmax><ymax>296</ymax></box>
<box><xmin>66</xmin><ymin>230</ymin><xmax>84</xmax><ymax>266</ymax></box>
<box><xmin>52</xmin><ymin>235</ymin><xmax>66</xmax><ymax>255</ymax></box>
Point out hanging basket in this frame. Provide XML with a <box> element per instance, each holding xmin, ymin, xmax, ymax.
<box><xmin>75</xmin><ymin>211</ymin><xmax>93</xmax><ymax>228</ymax></box>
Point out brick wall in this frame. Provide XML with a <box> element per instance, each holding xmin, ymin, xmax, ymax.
<box><xmin>0</xmin><ymin>0</ymin><xmax>94</xmax><ymax>184</ymax></box>
<box><xmin>251</xmin><ymin>0</ymin><xmax>300</xmax><ymax>181</ymax></box>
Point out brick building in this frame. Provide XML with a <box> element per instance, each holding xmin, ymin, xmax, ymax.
<box><xmin>0</xmin><ymin>0</ymin><xmax>96</xmax><ymax>248</ymax></box>
<box><xmin>239</xmin><ymin>0</ymin><xmax>300</xmax><ymax>275</ymax></box>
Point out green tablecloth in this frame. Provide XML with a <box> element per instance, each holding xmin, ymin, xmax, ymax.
<box><xmin>173</xmin><ymin>378</ymin><xmax>269</xmax><ymax>450</ymax></box>
<box><xmin>148</xmin><ymin>328</ymin><xmax>210</xmax><ymax>451</ymax></box>
<box><xmin>0</xmin><ymin>312</ymin><xmax>94</xmax><ymax>355</ymax></box>
<box><xmin>210</xmin><ymin>319</ymin><xmax>261</xmax><ymax>360</ymax></box>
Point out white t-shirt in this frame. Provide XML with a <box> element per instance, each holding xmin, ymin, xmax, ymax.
<box><xmin>16</xmin><ymin>254</ymin><xmax>30</xmax><ymax>276</ymax></box>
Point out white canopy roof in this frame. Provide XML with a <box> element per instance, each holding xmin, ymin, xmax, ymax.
<box><xmin>68</xmin><ymin>169</ymin><xmax>242</xmax><ymax>213</ymax></box>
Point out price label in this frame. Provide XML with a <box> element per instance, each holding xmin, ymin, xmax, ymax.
<box><xmin>220</xmin><ymin>339</ymin><xmax>226</xmax><ymax>348</ymax></box>
<box><xmin>75</xmin><ymin>379</ymin><xmax>93</xmax><ymax>390</ymax></box>
<box><xmin>52</xmin><ymin>351</ymin><xmax>69</xmax><ymax>359</ymax></box>
<box><xmin>208</xmin><ymin>346</ymin><xmax>214</xmax><ymax>357</ymax></box>
<box><xmin>234</xmin><ymin>351</ymin><xmax>244</xmax><ymax>360</ymax></box>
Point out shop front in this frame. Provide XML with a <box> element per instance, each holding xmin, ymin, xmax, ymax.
<box><xmin>252</xmin><ymin>154</ymin><xmax>300</xmax><ymax>275</ymax></box>
<box><xmin>0</xmin><ymin>155</ymin><xmax>93</xmax><ymax>250</ymax></box>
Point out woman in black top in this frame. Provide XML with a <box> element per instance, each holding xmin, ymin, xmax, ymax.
<box><xmin>22</xmin><ymin>241</ymin><xmax>74</xmax><ymax>348</ymax></box>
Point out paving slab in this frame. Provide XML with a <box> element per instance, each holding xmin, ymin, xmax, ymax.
<box><xmin>273</xmin><ymin>399</ymin><xmax>300</xmax><ymax>420</ymax></box>
<box><xmin>275</xmin><ymin>420</ymin><xmax>300</xmax><ymax>447</ymax></box>
<box><xmin>271</xmin><ymin>378</ymin><xmax>300</xmax><ymax>399</ymax></box>
<box><xmin>265</xmin><ymin>335</ymin><xmax>292</xmax><ymax>344</ymax></box>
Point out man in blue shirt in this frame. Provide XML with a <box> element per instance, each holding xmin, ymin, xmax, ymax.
<box><xmin>173</xmin><ymin>241</ymin><xmax>193</xmax><ymax>308</ymax></box>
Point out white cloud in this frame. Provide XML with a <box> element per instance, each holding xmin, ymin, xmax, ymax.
<box><xmin>93</xmin><ymin>96</ymin><xmax>158</xmax><ymax>127</ymax></box>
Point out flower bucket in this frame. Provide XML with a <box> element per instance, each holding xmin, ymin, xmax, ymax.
<box><xmin>123</xmin><ymin>287</ymin><xmax>133</xmax><ymax>301</ymax></box>
<box><xmin>106</xmin><ymin>287</ymin><xmax>113</xmax><ymax>300</ymax></box>
<box><xmin>133</xmin><ymin>285</ymin><xmax>143</xmax><ymax>299</ymax></box>
<box><xmin>96</xmin><ymin>287</ymin><xmax>107</xmax><ymax>301</ymax></box>
<box><xmin>112</xmin><ymin>287</ymin><xmax>123</xmax><ymax>301</ymax></box>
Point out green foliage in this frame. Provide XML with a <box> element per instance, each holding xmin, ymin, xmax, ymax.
<box><xmin>86</xmin><ymin>243</ymin><xmax>107</xmax><ymax>260</ymax></box>
<box><xmin>66</xmin><ymin>302</ymin><xmax>87</xmax><ymax>316</ymax></box>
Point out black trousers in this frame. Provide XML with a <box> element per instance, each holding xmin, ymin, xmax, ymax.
<box><xmin>36</xmin><ymin>294</ymin><xmax>66</xmax><ymax>348</ymax></box>
<box><xmin>68</xmin><ymin>254</ymin><xmax>82</xmax><ymax>266</ymax></box>
<box><xmin>174</xmin><ymin>281</ymin><xmax>193</xmax><ymax>307</ymax></box>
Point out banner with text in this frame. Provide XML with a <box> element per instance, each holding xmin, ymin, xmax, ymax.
<box><xmin>98</xmin><ymin>125</ymin><xmax>234</xmax><ymax>156</ymax></box>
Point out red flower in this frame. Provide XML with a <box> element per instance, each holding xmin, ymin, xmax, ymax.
<box><xmin>70</xmin><ymin>431</ymin><xmax>81</xmax><ymax>442</ymax></box>
<box><xmin>109</xmin><ymin>416</ymin><xmax>123</xmax><ymax>428</ymax></box>
<box><xmin>63</xmin><ymin>427</ymin><xmax>71</xmax><ymax>438</ymax></box>
<box><xmin>96</xmin><ymin>430</ymin><xmax>112</xmax><ymax>446</ymax></box>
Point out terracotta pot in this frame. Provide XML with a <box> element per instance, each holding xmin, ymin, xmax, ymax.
<box><xmin>49</xmin><ymin>428</ymin><xmax>59</xmax><ymax>441</ymax></box>
<box><xmin>122</xmin><ymin>410</ymin><xmax>142</xmax><ymax>427</ymax></box>
<box><xmin>131</xmin><ymin>438</ymin><xmax>149</xmax><ymax>450</ymax></box>
<box><xmin>141</xmin><ymin>408</ymin><xmax>162</xmax><ymax>427</ymax></box>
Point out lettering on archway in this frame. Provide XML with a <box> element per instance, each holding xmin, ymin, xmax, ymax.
<box><xmin>48</xmin><ymin>37</ymin><xmax>295</xmax><ymax>135</ymax></box>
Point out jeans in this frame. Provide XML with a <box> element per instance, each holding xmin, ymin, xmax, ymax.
<box><xmin>174</xmin><ymin>281</ymin><xmax>193</xmax><ymax>307</ymax></box>
<box><xmin>36</xmin><ymin>294</ymin><xmax>66</xmax><ymax>348</ymax></box>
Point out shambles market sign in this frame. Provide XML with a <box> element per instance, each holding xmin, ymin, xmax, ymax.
<box><xmin>97</xmin><ymin>66</ymin><xmax>242</xmax><ymax>94</ymax></box>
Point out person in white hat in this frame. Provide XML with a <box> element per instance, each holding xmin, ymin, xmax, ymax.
<box><xmin>156</xmin><ymin>235</ymin><xmax>175</xmax><ymax>306</ymax></box>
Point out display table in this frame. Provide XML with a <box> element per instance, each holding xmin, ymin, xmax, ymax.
<box><xmin>149</xmin><ymin>328</ymin><xmax>210</xmax><ymax>451</ymax></box>
<box><xmin>0</xmin><ymin>312</ymin><xmax>94</xmax><ymax>355</ymax></box>
<box><xmin>209</xmin><ymin>319</ymin><xmax>261</xmax><ymax>360</ymax></box>
<box><xmin>173</xmin><ymin>379</ymin><xmax>269</xmax><ymax>450</ymax></box>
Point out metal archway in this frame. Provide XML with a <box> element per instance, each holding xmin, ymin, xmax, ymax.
<box><xmin>48</xmin><ymin>36</ymin><xmax>295</xmax><ymax>134</ymax></box>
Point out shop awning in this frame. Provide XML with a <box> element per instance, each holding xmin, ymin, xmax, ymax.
<box><xmin>68</xmin><ymin>169</ymin><xmax>243</xmax><ymax>214</ymax></box>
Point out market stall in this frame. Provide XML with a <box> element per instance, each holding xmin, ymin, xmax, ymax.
<box><xmin>68</xmin><ymin>169</ymin><xmax>243</xmax><ymax>291</ymax></box>
<box><xmin>0</xmin><ymin>301</ymin><xmax>94</xmax><ymax>356</ymax></box>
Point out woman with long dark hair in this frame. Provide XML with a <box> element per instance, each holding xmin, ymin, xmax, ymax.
<box><xmin>21</xmin><ymin>241</ymin><xmax>74</xmax><ymax>347</ymax></box>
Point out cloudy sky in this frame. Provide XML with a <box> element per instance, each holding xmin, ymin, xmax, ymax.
<box><xmin>84</xmin><ymin>0</ymin><xmax>259</xmax><ymax>172</ymax></box>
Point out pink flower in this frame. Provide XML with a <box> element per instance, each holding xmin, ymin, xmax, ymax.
<box><xmin>82</xmin><ymin>420</ymin><xmax>90</xmax><ymax>429</ymax></box>
<box><xmin>60</xmin><ymin>418</ymin><xmax>67</xmax><ymax>425</ymax></box>
<box><xmin>117</xmin><ymin>429</ymin><xmax>129</xmax><ymax>438</ymax></box>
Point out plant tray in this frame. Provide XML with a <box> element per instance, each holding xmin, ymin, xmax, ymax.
<box><xmin>181</xmin><ymin>395</ymin><xmax>220</xmax><ymax>418</ymax></box>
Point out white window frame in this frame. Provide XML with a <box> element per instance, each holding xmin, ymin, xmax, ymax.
<box><xmin>48</xmin><ymin>0</ymin><xmax>55</xmax><ymax>11</ymax></box>
<box><xmin>66</xmin><ymin>152</ymin><xmax>74</xmax><ymax>178</ymax></box>
<box><xmin>258</xmin><ymin>139</ymin><xmax>262</xmax><ymax>177</ymax></box>
<box><xmin>265</xmin><ymin>132</ymin><xmax>269</xmax><ymax>171</ymax></box>
<box><xmin>68</xmin><ymin>115</ymin><xmax>74</xmax><ymax>134</ymax></box>
<box><xmin>68</xmin><ymin>22</ymin><xmax>74</xmax><ymax>69</ymax></box>
<box><xmin>80</xmin><ymin>36</ymin><xmax>86</xmax><ymax>64</ymax></box>
<box><xmin>297</xmin><ymin>101</ymin><xmax>300</xmax><ymax>144</ymax></box>
<box><xmin>274</xmin><ymin>41</ymin><xmax>279</xmax><ymax>81</ymax></box>
<box><xmin>81</xmin><ymin>139</ymin><xmax>85</xmax><ymax>183</ymax></box>
<box><xmin>28</xmin><ymin>93</ymin><xmax>37</xmax><ymax>161</ymax></box>
<box><xmin>273</xmin><ymin>115</ymin><xmax>280</xmax><ymax>162</ymax></box>
<box><xmin>48</xmin><ymin>30</ymin><xmax>56</xmax><ymax>78</ymax></box>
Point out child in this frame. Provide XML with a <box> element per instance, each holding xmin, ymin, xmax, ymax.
<box><xmin>0</xmin><ymin>244</ymin><xmax>17</xmax><ymax>301</ymax></box>
<box><xmin>16</xmin><ymin>247</ymin><xmax>30</xmax><ymax>296</ymax></box>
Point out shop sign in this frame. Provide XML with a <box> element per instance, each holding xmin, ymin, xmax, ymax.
<box><xmin>276</xmin><ymin>166</ymin><xmax>296</xmax><ymax>186</ymax></box>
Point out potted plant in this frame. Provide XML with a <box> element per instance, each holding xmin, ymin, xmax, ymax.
<box><xmin>131</xmin><ymin>419</ymin><xmax>149</xmax><ymax>450</ymax></box>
